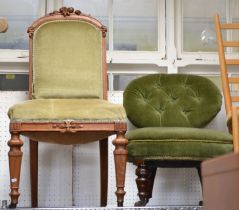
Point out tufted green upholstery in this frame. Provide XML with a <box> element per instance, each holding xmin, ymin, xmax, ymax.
<box><xmin>124</xmin><ymin>74</ymin><xmax>222</xmax><ymax>128</ymax></box>
<box><xmin>33</xmin><ymin>20</ymin><xmax>103</xmax><ymax>99</ymax></box>
<box><xmin>123</xmin><ymin>74</ymin><xmax>233</xmax><ymax>162</ymax></box>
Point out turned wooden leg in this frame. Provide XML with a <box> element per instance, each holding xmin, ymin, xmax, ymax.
<box><xmin>8</xmin><ymin>132</ymin><xmax>23</xmax><ymax>208</ymax></box>
<box><xmin>147</xmin><ymin>166</ymin><xmax>157</xmax><ymax>200</ymax></box>
<box><xmin>30</xmin><ymin>140</ymin><xmax>38</xmax><ymax>207</ymax></box>
<box><xmin>196</xmin><ymin>166</ymin><xmax>203</xmax><ymax>206</ymax></box>
<box><xmin>135</xmin><ymin>163</ymin><xmax>150</xmax><ymax>206</ymax></box>
<box><xmin>100</xmin><ymin>138</ymin><xmax>108</xmax><ymax>206</ymax></box>
<box><xmin>112</xmin><ymin>131</ymin><xmax>128</xmax><ymax>207</ymax></box>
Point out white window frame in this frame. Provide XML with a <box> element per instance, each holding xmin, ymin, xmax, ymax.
<box><xmin>107</xmin><ymin>0</ymin><xmax>166</xmax><ymax>65</ymax></box>
<box><xmin>175</xmin><ymin>0</ymin><xmax>235</xmax><ymax>67</ymax></box>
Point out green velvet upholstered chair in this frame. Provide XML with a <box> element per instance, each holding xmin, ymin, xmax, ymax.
<box><xmin>123</xmin><ymin>74</ymin><xmax>233</xmax><ymax>206</ymax></box>
<box><xmin>7</xmin><ymin>7</ymin><xmax>128</xmax><ymax>208</ymax></box>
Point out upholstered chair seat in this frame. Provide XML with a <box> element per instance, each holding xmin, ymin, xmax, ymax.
<box><xmin>123</xmin><ymin>74</ymin><xmax>233</xmax><ymax>206</ymax></box>
<box><xmin>127</xmin><ymin>127</ymin><xmax>232</xmax><ymax>162</ymax></box>
<box><xmin>8</xmin><ymin>99</ymin><xmax>126</xmax><ymax>144</ymax></box>
<box><xmin>9</xmin><ymin>99</ymin><xmax>126</xmax><ymax>123</ymax></box>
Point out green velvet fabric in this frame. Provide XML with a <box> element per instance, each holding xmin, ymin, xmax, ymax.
<box><xmin>33</xmin><ymin>20</ymin><xmax>102</xmax><ymax>99</ymax></box>
<box><xmin>8</xmin><ymin>99</ymin><xmax>126</xmax><ymax>122</ymax></box>
<box><xmin>126</xmin><ymin>127</ymin><xmax>233</xmax><ymax>161</ymax></box>
<box><xmin>123</xmin><ymin>74</ymin><xmax>222</xmax><ymax>128</ymax></box>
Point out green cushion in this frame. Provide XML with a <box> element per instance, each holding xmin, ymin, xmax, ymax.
<box><xmin>8</xmin><ymin>99</ymin><xmax>126</xmax><ymax>122</ymax></box>
<box><xmin>126</xmin><ymin>127</ymin><xmax>233</xmax><ymax>161</ymax></box>
<box><xmin>123</xmin><ymin>74</ymin><xmax>222</xmax><ymax>128</ymax></box>
<box><xmin>33</xmin><ymin>20</ymin><xmax>103</xmax><ymax>99</ymax></box>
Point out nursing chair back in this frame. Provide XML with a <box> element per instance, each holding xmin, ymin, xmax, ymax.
<box><xmin>124</xmin><ymin>74</ymin><xmax>222</xmax><ymax>128</ymax></box>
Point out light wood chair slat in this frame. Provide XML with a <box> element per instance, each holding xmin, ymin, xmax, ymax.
<box><xmin>226</xmin><ymin>59</ymin><xmax>239</xmax><ymax>65</ymax></box>
<box><xmin>232</xmin><ymin>96</ymin><xmax>239</xmax><ymax>102</ymax></box>
<box><xmin>229</xmin><ymin>77</ymin><xmax>239</xmax><ymax>83</ymax></box>
<box><xmin>223</xmin><ymin>41</ymin><xmax>239</xmax><ymax>47</ymax></box>
<box><xmin>221</xmin><ymin>23</ymin><xmax>239</xmax><ymax>29</ymax></box>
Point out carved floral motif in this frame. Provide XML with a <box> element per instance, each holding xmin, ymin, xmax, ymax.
<box><xmin>101</xmin><ymin>25</ymin><xmax>107</xmax><ymax>38</ymax></box>
<box><xmin>27</xmin><ymin>7</ymin><xmax>107</xmax><ymax>38</ymax></box>
<box><xmin>27</xmin><ymin>26</ymin><xmax>35</xmax><ymax>38</ymax></box>
<box><xmin>49</xmin><ymin>7</ymin><xmax>83</xmax><ymax>17</ymax></box>
<box><xmin>52</xmin><ymin>121</ymin><xmax>84</xmax><ymax>133</ymax></box>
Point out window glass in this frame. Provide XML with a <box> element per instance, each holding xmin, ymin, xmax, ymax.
<box><xmin>0</xmin><ymin>0</ymin><xmax>40</xmax><ymax>49</ymax></box>
<box><xmin>113</xmin><ymin>0</ymin><xmax>158</xmax><ymax>51</ymax></box>
<box><xmin>113</xmin><ymin>74</ymin><xmax>145</xmax><ymax>90</ymax></box>
<box><xmin>63</xmin><ymin>0</ymin><xmax>109</xmax><ymax>48</ymax></box>
<box><xmin>0</xmin><ymin>74</ymin><xmax>28</xmax><ymax>90</ymax></box>
<box><xmin>182</xmin><ymin>0</ymin><xmax>226</xmax><ymax>52</ymax></box>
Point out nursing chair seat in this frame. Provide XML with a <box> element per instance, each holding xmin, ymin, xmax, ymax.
<box><xmin>123</xmin><ymin>74</ymin><xmax>233</xmax><ymax>206</ymax></box>
<box><xmin>127</xmin><ymin>127</ymin><xmax>232</xmax><ymax>161</ymax></box>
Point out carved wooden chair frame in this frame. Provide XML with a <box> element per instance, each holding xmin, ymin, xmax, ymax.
<box><xmin>8</xmin><ymin>7</ymin><xmax>128</xmax><ymax>208</ymax></box>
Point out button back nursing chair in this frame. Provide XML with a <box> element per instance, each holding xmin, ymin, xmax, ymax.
<box><xmin>7</xmin><ymin>7</ymin><xmax>128</xmax><ymax>208</ymax></box>
<box><xmin>215</xmin><ymin>14</ymin><xmax>239</xmax><ymax>152</ymax></box>
<box><xmin>123</xmin><ymin>74</ymin><xmax>233</xmax><ymax>206</ymax></box>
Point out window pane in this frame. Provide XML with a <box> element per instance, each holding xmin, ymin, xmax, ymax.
<box><xmin>182</xmin><ymin>0</ymin><xmax>226</xmax><ymax>52</ymax></box>
<box><xmin>0</xmin><ymin>74</ymin><xmax>28</xmax><ymax>91</ymax></box>
<box><xmin>63</xmin><ymin>0</ymin><xmax>109</xmax><ymax>48</ymax></box>
<box><xmin>0</xmin><ymin>0</ymin><xmax>40</xmax><ymax>49</ymax></box>
<box><xmin>113</xmin><ymin>0</ymin><xmax>158</xmax><ymax>51</ymax></box>
<box><xmin>113</xmin><ymin>74</ymin><xmax>146</xmax><ymax>90</ymax></box>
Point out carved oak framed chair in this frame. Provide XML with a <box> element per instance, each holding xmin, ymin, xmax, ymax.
<box><xmin>123</xmin><ymin>74</ymin><xmax>233</xmax><ymax>206</ymax></box>
<box><xmin>214</xmin><ymin>14</ymin><xmax>239</xmax><ymax>152</ymax></box>
<box><xmin>7</xmin><ymin>7</ymin><xmax>128</xmax><ymax>208</ymax></box>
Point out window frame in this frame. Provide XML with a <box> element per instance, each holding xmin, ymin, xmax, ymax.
<box><xmin>0</xmin><ymin>0</ymin><xmax>46</xmax><ymax>62</ymax></box>
<box><xmin>175</xmin><ymin>0</ymin><xmax>234</xmax><ymax>66</ymax></box>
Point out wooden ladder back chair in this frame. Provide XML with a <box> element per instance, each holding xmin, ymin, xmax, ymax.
<box><xmin>7</xmin><ymin>7</ymin><xmax>128</xmax><ymax>208</ymax></box>
<box><xmin>214</xmin><ymin>14</ymin><xmax>239</xmax><ymax>152</ymax></box>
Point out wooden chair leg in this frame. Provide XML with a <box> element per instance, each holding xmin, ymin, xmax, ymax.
<box><xmin>100</xmin><ymin>138</ymin><xmax>108</xmax><ymax>207</ymax></box>
<box><xmin>30</xmin><ymin>140</ymin><xmax>38</xmax><ymax>207</ymax></box>
<box><xmin>8</xmin><ymin>132</ymin><xmax>23</xmax><ymax>208</ymax></box>
<box><xmin>147</xmin><ymin>166</ymin><xmax>157</xmax><ymax>200</ymax></box>
<box><xmin>135</xmin><ymin>162</ymin><xmax>150</xmax><ymax>207</ymax></box>
<box><xmin>112</xmin><ymin>131</ymin><xmax>128</xmax><ymax>207</ymax></box>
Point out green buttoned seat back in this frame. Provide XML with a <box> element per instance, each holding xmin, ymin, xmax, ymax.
<box><xmin>123</xmin><ymin>74</ymin><xmax>233</xmax><ymax>206</ymax></box>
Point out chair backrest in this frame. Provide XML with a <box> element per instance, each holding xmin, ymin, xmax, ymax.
<box><xmin>214</xmin><ymin>14</ymin><xmax>239</xmax><ymax>115</ymax></box>
<box><xmin>28</xmin><ymin>7</ymin><xmax>107</xmax><ymax>100</ymax></box>
<box><xmin>123</xmin><ymin>74</ymin><xmax>222</xmax><ymax>128</ymax></box>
